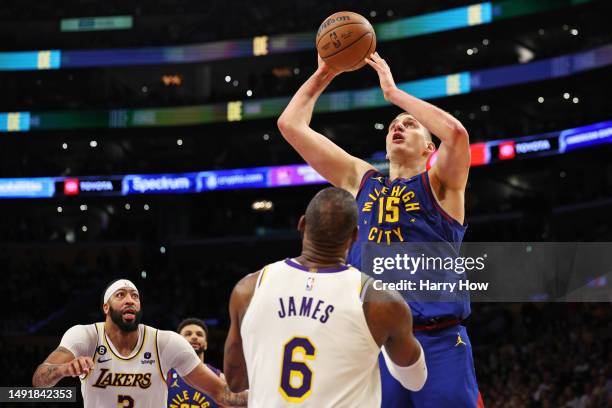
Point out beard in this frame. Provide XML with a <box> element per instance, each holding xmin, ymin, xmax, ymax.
<box><xmin>108</xmin><ymin>304</ymin><xmax>142</xmax><ymax>332</ymax></box>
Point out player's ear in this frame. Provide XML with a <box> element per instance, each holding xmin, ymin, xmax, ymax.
<box><xmin>423</xmin><ymin>141</ymin><xmax>435</xmax><ymax>157</ymax></box>
<box><xmin>297</xmin><ymin>215</ymin><xmax>306</xmax><ymax>235</ymax></box>
<box><xmin>102</xmin><ymin>302</ymin><xmax>109</xmax><ymax>315</ymax></box>
<box><xmin>349</xmin><ymin>226</ymin><xmax>358</xmax><ymax>247</ymax></box>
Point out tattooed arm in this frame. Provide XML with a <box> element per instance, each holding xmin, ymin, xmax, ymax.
<box><xmin>182</xmin><ymin>362</ymin><xmax>248</xmax><ymax>406</ymax></box>
<box><xmin>32</xmin><ymin>346</ymin><xmax>95</xmax><ymax>387</ymax></box>
<box><xmin>219</xmin><ymin>385</ymin><xmax>248</xmax><ymax>406</ymax></box>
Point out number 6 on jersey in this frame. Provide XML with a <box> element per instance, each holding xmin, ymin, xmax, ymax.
<box><xmin>279</xmin><ymin>337</ymin><xmax>316</xmax><ymax>402</ymax></box>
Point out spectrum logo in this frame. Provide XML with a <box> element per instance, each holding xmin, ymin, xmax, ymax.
<box><xmin>64</xmin><ymin>178</ymin><xmax>80</xmax><ymax>195</ymax></box>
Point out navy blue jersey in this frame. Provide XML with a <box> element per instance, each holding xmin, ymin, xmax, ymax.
<box><xmin>167</xmin><ymin>365</ymin><xmax>220</xmax><ymax>408</ymax></box>
<box><xmin>347</xmin><ymin>170</ymin><xmax>469</xmax><ymax>321</ymax></box>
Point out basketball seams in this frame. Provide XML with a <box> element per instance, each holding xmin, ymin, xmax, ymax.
<box><xmin>321</xmin><ymin>31</ymin><xmax>373</xmax><ymax>60</ymax></box>
<box><xmin>316</xmin><ymin>22</ymin><xmax>369</xmax><ymax>48</ymax></box>
<box><xmin>345</xmin><ymin>33</ymin><xmax>375</xmax><ymax>71</ymax></box>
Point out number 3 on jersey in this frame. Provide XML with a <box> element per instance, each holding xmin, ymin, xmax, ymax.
<box><xmin>279</xmin><ymin>337</ymin><xmax>316</xmax><ymax>402</ymax></box>
<box><xmin>117</xmin><ymin>395</ymin><xmax>134</xmax><ymax>407</ymax></box>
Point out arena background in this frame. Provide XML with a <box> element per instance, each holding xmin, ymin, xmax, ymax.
<box><xmin>1</xmin><ymin>0</ymin><xmax>610</xmax><ymax>406</ymax></box>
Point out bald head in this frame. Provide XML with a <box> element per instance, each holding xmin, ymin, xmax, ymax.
<box><xmin>303</xmin><ymin>187</ymin><xmax>358</xmax><ymax>246</ymax></box>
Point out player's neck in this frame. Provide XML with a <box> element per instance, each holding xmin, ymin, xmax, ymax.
<box><xmin>104</xmin><ymin>322</ymin><xmax>140</xmax><ymax>357</ymax></box>
<box><xmin>389</xmin><ymin>160</ymin><xmax>426</xmax><ymax>181</ymax></box>
<box><xmin>296</xmin><ymin>244</ymin><xmax>347</xmax><ymax>269</ymax></box>
<box><xmin>198</xmin><ymin>352</ymin><xmax>205</xmax><ymax>363</ymax></box>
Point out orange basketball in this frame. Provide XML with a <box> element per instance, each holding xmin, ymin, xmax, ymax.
<box><xmin>316</xmin><ymin>11</ymin><xmax>376</xmax><ymax>72</ymax></box>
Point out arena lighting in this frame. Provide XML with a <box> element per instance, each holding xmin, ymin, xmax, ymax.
<box><xmin>252</xmin><ymin>200</ymin><xmax>274</xmax><ymax>211</ymax></box>
<box><xmin>5</xmin><ymin>43</ymin><xmax>612</xmax><ymax>132</ymax></box>
<box><xmin>0</xmin><ymin>120</ymin><xmax>610</xmax><ymax>199</ymax></box>
<box><xmin>60</xmin><ymin>15</ymin><xmax>132</xmax><ymax>32</ymax></box>
<box><xmin>162</xmin><ymin>75</ymin><xmax>182</xmax><ymax>86</ymax></box>
<box><xmin>0</xmin><ymin>1</ymin><xmax>594</xmax><ymax>71</ymax></box>
<box><xmin>225</xmin><ymin>75</ymin><xmax>231</xmax><ymax>83</ymax></box>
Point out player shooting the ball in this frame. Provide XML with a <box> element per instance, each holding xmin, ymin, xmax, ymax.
<box><xmin>277</xmin><ymin>45</ymin><xmax>483</xmax><ymax>408</ymax></box>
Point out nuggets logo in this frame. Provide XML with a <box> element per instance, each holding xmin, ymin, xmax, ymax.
<box><xmin>92</xmin><ymin>368</ymin><xmax>152</xmax><ymax>389</ymax></box>
<box><xmin>362</xmin><ymin>181</ymin><xmax>421</xmax><ymax>244</ymax></box>
<box><xmin>169</xmin><ymin>389</ymin><xmax>215</xmax><ymax>408</ymax></box>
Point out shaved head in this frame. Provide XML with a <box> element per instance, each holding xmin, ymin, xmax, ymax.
<box><xmin>303</xmin><ymin>187</ymin><xmax>358</xmax><ymax>246</ymax></box>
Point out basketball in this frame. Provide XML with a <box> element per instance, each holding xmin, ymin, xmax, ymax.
<box><xmin>316</xmin><ymin>11</ymin><xmax>376</xmax><ymax>72</ymax></box>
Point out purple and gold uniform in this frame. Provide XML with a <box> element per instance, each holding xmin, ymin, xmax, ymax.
<box><xmin>348</xmin><ymin>170</ymin><xmax>482</xmax><ymax>408</ymax></box>
<box><xmin>167</xmin><ymin>366</ymin><xmax>220</xmax><ymax>408</ymax></box>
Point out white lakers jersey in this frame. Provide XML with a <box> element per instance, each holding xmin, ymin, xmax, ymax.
<box><xmin>81</xmin><ymin>323</ymin><xmax>167</xmax><ymax>408</ymax></box>
<box><xmin>241</xmin><ymin>259</ymin><xmax>381</xmax><ymax>407</ymax></box>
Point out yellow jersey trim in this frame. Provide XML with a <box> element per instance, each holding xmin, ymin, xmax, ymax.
<box><xmin>80</xmin><ymin>323</ymin><xmax>101</xmax><ymax>383</ymax></box>
<box><xmin>103</xmin><ymin>323</ymin><xmax>147</xmax><ymax>361</ymax></box>
<box><xmin>154</xmin><ymin>328</ymin><xmax>166</xmax><ymax>382</ymax></box>
<box><xmin>258</xmin><ymin>266</ymin><xmax>269</xmax><ymax>287</ymax></box>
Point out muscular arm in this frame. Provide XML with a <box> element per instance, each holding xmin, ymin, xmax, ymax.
<box><xmin>182</xmin><ymin>363</ymin><xmax>248</xmax><ymax>407</ymax></box>
<box><xmin>33</xmin><ymin>347</ymin><xmax>93</xmax><ymax>387</ymax></box>
<box><xmin>277</xmin><ymin>59</ymin><xmax>374</xmax><ymax>196</ymax></box>
<box><xmin>223</xmin><ymin>272</ymin><xmax>259</xmax><ymax>392</ymax></box>
<box><xmin>366</xmin><ymin>53</ymin><xmax>470</xmax><ymax>221</ymax></box>
<box><xmin>363</xmin><ymin>282</ymin><xmax>421</xmax><ymax>366</ymax></box>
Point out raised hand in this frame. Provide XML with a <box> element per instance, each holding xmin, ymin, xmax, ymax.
<box><xmin>317</xmin><ymin>54</ymin><xmax>342</xmax><ymax>78</ymax></box>
<box><xmin>364</xmin><ymin>52</ymin><xmax>398</xmax><ymax>100</ymax></box>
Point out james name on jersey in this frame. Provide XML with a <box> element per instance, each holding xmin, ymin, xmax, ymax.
<box><xmin>277</xmin><ymin>296</ymin><xmax>335</xmax><ymax>323</ymax></box>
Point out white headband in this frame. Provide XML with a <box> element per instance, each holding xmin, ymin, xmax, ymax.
<box><xmin>104</xmin><ymin>279</ymin><xmax>138</xmax><ymax>304</ymax></box>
